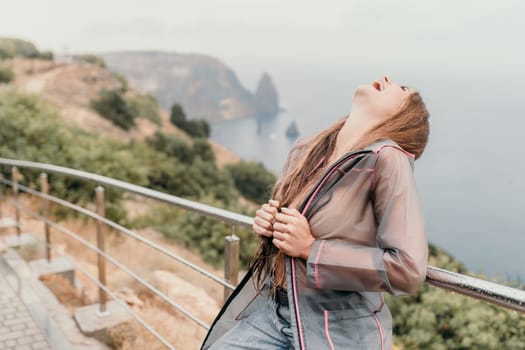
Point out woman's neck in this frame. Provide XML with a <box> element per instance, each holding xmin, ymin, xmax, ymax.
<box><xmin>330</xmin><ymin>113</ymin><xmax>374</xmax><ymax>163</ymax></box>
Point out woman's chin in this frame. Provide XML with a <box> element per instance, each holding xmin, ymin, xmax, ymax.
<box><xmin>352</xmin><ymin>86</ymin><xmax>375</xmax><ymax>107</ymax></box>
<box><xmin>354</xmin><ymin>85</ymin><xmax>376</xmax><ymax>97</ymax></box>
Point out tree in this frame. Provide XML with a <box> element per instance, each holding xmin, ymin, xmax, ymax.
<box><xmin>225</xmin><ymin>161</ymin><xmax>277</xmax><ymax>203</ymax></box>
<box><xmin>170</xmin><ymin>103</ymin><xmax>187</xmax><ymax>126</ymax></box>
<box><xmin>192</xmin><ymin>138</ymin><xmax>215</xmax><ymax>163</ymax></box>
<box><xmin>0</xmin><ymin>64</ymin><xmax>14</xmax><ymax>84</ymax></box>
<box><xmin>0</xmin><ymin>47</ymin><xmax>14</xmax><ymax>60</ymax></box>
<box><xmin>146</xmin><ymin>131</ymin><xmax>193</xmax><ymax>164</ymax></box>
<box><xmin>90</xmin><ymin>89</ymin><xmax>136</xmax><ymax>130</ymax></box>
<box><xmin>169</xmin><ymin>103</ymin><xmax>211</xmax><ymax>138</ymax></box>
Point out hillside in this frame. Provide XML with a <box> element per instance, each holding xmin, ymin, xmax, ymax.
<box><xmin>102</xmin><ymin>51</ymin><xmax>280</xmax><ymax>121</ymax></box>
<box><xmin>11</xmin><ymin>57</ymin><xmax>175</xmax><ymax>140</ymax></box>
<box><xmin>7</xmin><ymin>56</ymin><xmax>240</xmax><ymax>166</ymax></box>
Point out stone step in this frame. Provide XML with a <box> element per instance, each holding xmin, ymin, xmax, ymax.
<box><xmin>1</xmin><ymin>233</ymin><xmax>38</xmax><ymax>248</ymax></box>
<box><xmin>0</xmin><ymin>217</ymin><xmax>17</xmax><ymax>230</ymax></box>
<box><xmin>1</xmin><ymin>249</ymin><xmax>109</xmax><ymax>350</ymax></box>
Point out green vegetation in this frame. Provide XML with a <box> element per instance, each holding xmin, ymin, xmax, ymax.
<box><xmin>144</xmin><ymin>132</ymin><xmax>235</xmax><ymax>204</ymax></box>
<box><xmin>74</xmin><ymin>54</ymin><xmax>106</xmax><ymax>68</ymax></box>
<box><xmin>0</xmin><ymin>88</ymin><xmax>150</xmax><ymax>223</ymax></box>
<box><xmin>90</xmin><ymin>89</ymin><xmax>163</xmax><ymax>129</ymax></box>
<box><xmin>0</xmin><ymin>47</ymin><xmax>12</xmax><ymax>60</ymax></box>
<box><xmin>170</xmin><ymin>103</ymin><xmax>210</xmax><ymax>138</ymax></box>
<box><xmin>225</xmin><ymin>161</ymin><xmax>276</xmax><ymax>203</ymax></box>
<box><xmin>0</xmin><ymin>64</ymin><xmax>14</xmax><ymax>83</ymax></box>
<box><xmin>146</xmin><ymin>131</ymin><xmax>193</xmax><ymax>164</ymax></box>
<box><xmin>90</xmin><ymin>89</ymin><xmax>137</xmax><ymax>130</ymax></box>
<box><xmin>0</xmin><ymin>37</ymin><xmax>53</xmax><ymax>60</ymax></box>
<box><xmin>132</xmin><ymin>200</ymin><xmax>256</xmax><ymax>269</ymax></box>
<box><xmin>127</xmin><ymin>94</ymin><xmax>161</xmax><ymax>125</ymax></box>
<box><xmin>386</xmin><ymin>245</ymin><xmax>525</xmax><ymax>350</ymax></box>
<box><xmin>37</xmin><ymin>51</ymin><xmax>53</xmax><ymax>61</ymax></box>
<box><xmin>0</xmin><ymin>86</ymin><xmax>259</xmax><ymax>226</ymax></box>
<box><xmin>112</xmin><ymin>72</ymin><xmax>129</xmax><ymax>93</ymax></box>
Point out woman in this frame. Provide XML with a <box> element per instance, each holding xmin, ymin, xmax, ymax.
<box><xmin>202</xmin><ymin>75</ymin><xmax>430</xmax><ymax>350</ymax></box>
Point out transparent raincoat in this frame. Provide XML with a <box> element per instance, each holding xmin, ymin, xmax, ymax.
<box><xmin>201</xmin><ymin>138</ymin><xmax>428</xmax><ymax>350</ymax></box>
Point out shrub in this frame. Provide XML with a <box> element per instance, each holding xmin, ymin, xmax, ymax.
<box><xmin>37</xmin><ymin>51</ymin><xmax>54</xmax><ymax>61</ymax></box>
<box><xmin>0</xmin><ymin>47</ymin><xmax>14</xmax><ymax>60</ymax></box>
<box><xmin>225</xmin><ymin>161</ymin><xmax>277</xmax><ymax>203</ymax></box>
<box><xmin>385</xmin><ymin>244</ymin><xmax>525</xmax><ymax>350</ymax></box>
<box><xmin>90</xmin><ymin>89</ymin><xmax>136</xmax><ymax>130</ymax></box>
<box><xmin>0</xmin><ymin>38</ymin><xmax>52</xmax><ymax>61</ymax></box>
<box><xmin>0</xmin><ymin>89</ymin><xmax>150</xmax><ymax>223</ymax></box>
<box><xmin>0</xmin><ymin>38</ymin><xmax>39</xmax><ymax>58</ymax></box>
<box><xmin>184</xmin><ymin>119</ymin><xmax>210</xmax><ymax>138</ymax></box>
<box><xmin>170</xmin><ymin>104</ymin><xmax>186</xmax><ymax>126</ymax></box>
<box><xmin>169</xmin><ymin>103</ymin><xmax>210</xmax><ymax>138</ymax></box>
<box><xmin>74</xmin><ymin>54</ymin><xmax>106</xmax><ymax>68</ymax></box>
<box><xmin>146</xmin><ymin>132</ymin><xmax>215</xmax><ymax>164</ymax></box>
<box><xmin>192</xmin><ymin>138</ymin><xmax>215</xmax><ymax>163</ymax></box>
<box><xmin>127</xmin><ymin>94</ymin><xmax>161</xmax><ymax>125</ymax></box>
<box><xmin>111</xmin><ymin>72</ymin><xmax>128</xmax><ymax>92</ymax></box>
<box><xmin>131</xmin><ymin>200</ymin><xmax>257</xmax><ymax>269</ymax></box>
<box><xmin>145</xmin><ymin>132</ymin><xmax>238</xmax><ymax>204</ymax></box>
<box><xmin>146</xmin><ymin>132</ymin><xmax>193</xmax><ymax>164</ymax></box>
<box><xmin>0</xmin><ymin>64</ymin><xmax>14</xmax><ymax>83</ymax></box>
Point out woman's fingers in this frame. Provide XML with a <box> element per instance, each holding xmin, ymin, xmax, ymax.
<box><xmin>252</xmin><ymin>201</ymin><xmax>281</xmax><ymax>238</ymax></box>
<box><xmin>272</xmin><ymin>237</ymin><xmax>289</xmax><ymax>251</ymax></box>
<box><xmin>254</xmin><ymin>216</ymin><xmax>273</xmax><ymax>230</ymax></box>
<box><xmin>253</xmin><ymin>223</ymin><xmax>273</xmax><ymax>237</ymax></box>
<box><xmin>256</xmin><ymin>208</ymin><xmax>275</xmax><ymax>223</ymax></box>
<box><xmin>268</xmin><ymin>199</ymin><xmax>280</xmax><ymax>208</ymax></box>
<box><xmin>272</xmin><ymin>230</ymin><xmax>287</xmax><ymax>240</ymax></box>
<box><xmin>261</xmin><ymin>203</ymin><xmax>278</xmax><ymax>217</ymax></box>
<box><xmin>272</xmin><ymin>222</ymin><xmax>288</xmax><ymax>233</ymax></box>
<box><xmin>275</xmin><ymin>213</ymin><xmax>298</xmax><ymax>225</ymax></box>
<box><xmin>281</xmin><ymin>207</ymin><xmax>300</xmax><ymax>216</ymax></box>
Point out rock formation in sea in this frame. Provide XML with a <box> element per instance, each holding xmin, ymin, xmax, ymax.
<box><xmin>254</xmin><ymin>73</ymin><xmax>280</xmax><ymax>118</ymax></box>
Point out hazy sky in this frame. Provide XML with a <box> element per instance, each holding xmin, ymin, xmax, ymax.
<box><xmin>1</xmin><ymin>0</ymin><xmax>524</xmax><ymax>83</ymax></box>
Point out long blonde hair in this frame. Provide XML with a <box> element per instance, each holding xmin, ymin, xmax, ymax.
<box><xmin>251</xmin><ymin>92</ymin><xmax>430</xmax><ymax>290</ymax></box>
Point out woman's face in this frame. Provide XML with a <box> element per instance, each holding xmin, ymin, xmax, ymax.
<box><xmin>352</xmin><ymin>75</ymin><xmax>413</xmax><ymax>121</ymax></box>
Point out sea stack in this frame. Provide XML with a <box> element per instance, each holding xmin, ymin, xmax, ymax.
<box><xmin>286</xmin><ymin>120</ymin><xmax>299</xmax><ymax>139</ymax></box>
<box><xmin>254</xmin><ymin>73</ymin><xmax>280</xmax><ymax>117</ymax></box>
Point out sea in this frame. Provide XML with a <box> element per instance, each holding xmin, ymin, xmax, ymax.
<box><xmin>210</xmin><ymin>66</ymin><xmax>525</xmax><ymax>283</ymax></box>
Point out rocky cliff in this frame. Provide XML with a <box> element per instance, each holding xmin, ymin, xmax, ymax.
<box><xmin>254</xmin><ymin>73</ymin><xmax>280</xmax><ymax>117</ymax></box>
<box><xmin>102</xmin><ymin>51</ymin><xmax>280</xmax><ymax>121</ymax></box>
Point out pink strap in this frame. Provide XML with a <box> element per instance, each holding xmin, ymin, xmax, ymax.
<box><xmin>374</xmin><ymin>144</ymin><xmax>415</xmax><ymax>159</ymax></box>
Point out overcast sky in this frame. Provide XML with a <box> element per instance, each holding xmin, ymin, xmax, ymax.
<box><xmin>1</xmin><ymin>0</ymin><xmax>524</xmax><ymax>81</ymax></box>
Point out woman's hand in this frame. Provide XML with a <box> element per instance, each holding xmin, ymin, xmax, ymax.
<box><xmin>272</xmin><ymin>207</ymin><xmax>314</xmax><ymax>260</ymax></box>
<box><xmin>252</xmin><ymin>199</ymin><xmax>280</xmax><ymax>238</ymax></box>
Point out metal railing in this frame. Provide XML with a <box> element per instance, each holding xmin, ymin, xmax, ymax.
<box><xmin>1</xmin><ymin>157</ymin><xmax>524</xmax><ymax>349</ymax></box>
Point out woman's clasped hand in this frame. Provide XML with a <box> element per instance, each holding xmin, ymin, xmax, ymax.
<box><xmin>252</xmin><ymin>200</ymin><xmax>314</xmax><ymax>260</ymax></box>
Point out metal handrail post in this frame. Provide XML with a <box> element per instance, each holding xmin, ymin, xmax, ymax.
<box><xmin>40</xmin><ymin>173</ymin><xmax>51</xmax><ymax>262</ymax></box>
<box><xmin>11</xmin><ymin>167</ymin><xmax>21</xmax><ymax>236</ymax></box>
<box><xmin>95</xmin><ymin>186</ymin><xmax>108</xmax><ymax>314</ymax></box>
<box><xmin>223</xmin><ymin>226</ymin><xmax>240</xmax><ymax>303</ymax></box>
<box><xmin>0</xmin><ymin>174</ymin><xmax>4</xmax><ymax>219</ymax></box>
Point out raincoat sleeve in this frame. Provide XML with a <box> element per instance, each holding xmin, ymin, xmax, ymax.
<box><xmin>306</xmin><ymin>147</ymin><xmax>428</xmax><ymax>295</ymax></box>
